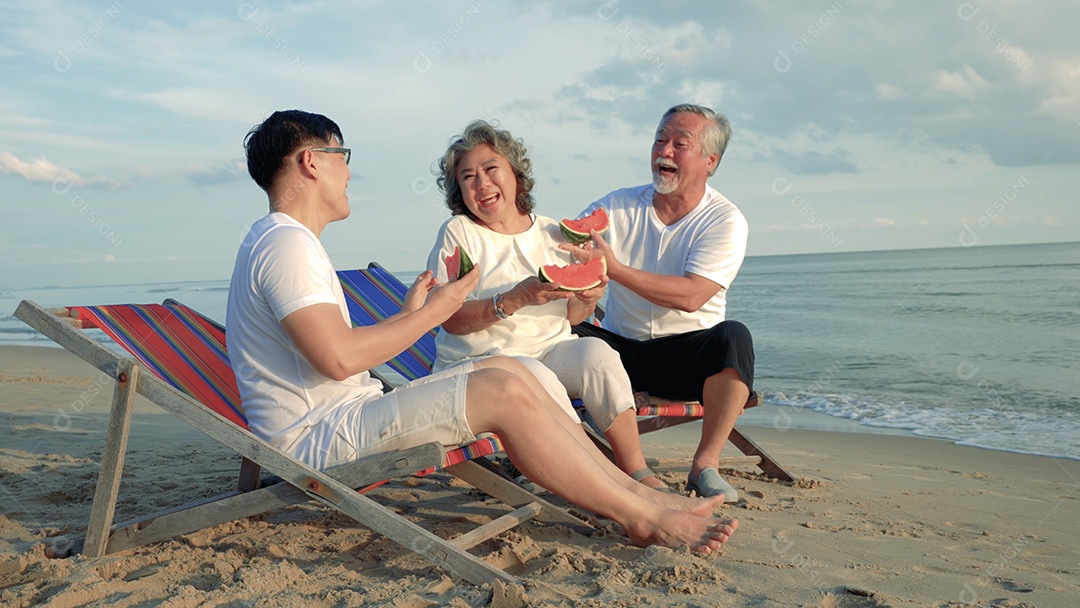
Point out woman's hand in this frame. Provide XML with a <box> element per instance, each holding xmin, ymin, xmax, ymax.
<box><xmin>572</xmin><ymin>275</ymin><xmax>608</xmax><ymax>304</ymax></box>
<box><xmin>501</xmin><ymin>275</ymin><xmax>574</xmax><ymax>314</ymax></box>
<box><xmin>566</xmin><ymin>275</ymin><xmax>607</xmax><ymax>324</ymax></box>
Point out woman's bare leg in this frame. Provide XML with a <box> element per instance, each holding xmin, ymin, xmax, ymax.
<box><xmin>473</xmin><ymin>357</ymin><xmax>730</xmax><ymax>514</ymax></box>
<box><xmin>603</xmin><ymin>409</ymin><xmax>667</xmax><ymax>489</ymax></box>
<box><xmin>464</xmin><ymin>365</ymin><xmax>737</xmax><ymax>551</ymax></box>
<box><xmin>541</xmin><ymin>339</ymin><xmax>664</xmax><ymax>489</ymax></box>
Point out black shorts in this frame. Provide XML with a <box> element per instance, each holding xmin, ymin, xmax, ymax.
<box><xmin>571</xmin><ymin>320</ymin><xmax>755</xmax><ymax>402</ymax></box>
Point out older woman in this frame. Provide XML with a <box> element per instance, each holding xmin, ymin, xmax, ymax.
<box><xmin>425</xmin><ymin>120</ymin><xmax>668</xmax><ymax>491</ymax></box>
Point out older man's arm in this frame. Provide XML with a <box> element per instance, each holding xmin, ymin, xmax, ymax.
<box><xmin>561</xmin><ymin>232</ymin><xmax>722</xmax><ymax>313</ymax></box>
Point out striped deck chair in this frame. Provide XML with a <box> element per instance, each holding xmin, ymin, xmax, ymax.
<box><xmin>341</xmin><ymin>263</ymin><xmax>793</xmax><ymax>482</ymax></box>
<box><xmin>338</xmin><ymin>265</ymin><xmax>494</xmax><ymax>475</ymax></box>
<box><xmin>590</xmin><ymin>392</ymin><xmax>794</xmax><ymax>482</ymax></box>
<box><xmin>14</xmin><ymin>298</ymin><xmax>589</xmax><ymax>586</ymax></box>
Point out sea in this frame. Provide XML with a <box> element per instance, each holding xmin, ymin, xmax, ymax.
<box><xmin>2</xmin><ymin>241</ymin><xmax>1078</xmax><ymax>461</ymax></box>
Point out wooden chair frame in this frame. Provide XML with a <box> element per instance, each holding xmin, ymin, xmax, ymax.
<box><xmin>15</xmin><ymin>300</ymin><xmax>591</xmax><ymax>586</ymax></box>
<box><xmin>578</xmin><ymin>301</ymin><xmax>794</xmax><ymax>482</ymax></box>
<box><xmin>580</xmin><ymin>392</ymin><xmax>794</xmax><ymax>482</ymax></box>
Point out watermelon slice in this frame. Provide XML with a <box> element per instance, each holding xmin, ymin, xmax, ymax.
<box><xmin>538</xmin><ymin>257</ymin><xmax>607</xmax><ymax>291</ymax></box>
<box><xmin>444</xmin><ymin>246</ymin><xmax>474</xmax><ymax>281</ymax></box>
<box><xmin>560</xmin><ymin>207</ymin><xmax>609</xmax><ymax>244</ymax></box>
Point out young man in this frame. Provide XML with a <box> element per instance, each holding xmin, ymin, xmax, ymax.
<box><xmin>567</xmin><ymin>104</ymin><xmax>753</xmax><ymax>503</ymax></box>
<box><xmin>225</xmin><ymin>109</ymin><xmax>738</xmax><ymax>552</ymax></box>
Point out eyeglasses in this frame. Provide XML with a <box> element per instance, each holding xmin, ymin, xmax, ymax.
<box><xmin>307</xmin><ymin>147</ymin><xmax>351</xmax><ymax>165</ymax></box>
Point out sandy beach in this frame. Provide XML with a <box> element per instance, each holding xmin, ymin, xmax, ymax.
<box><xmin>1</xmin><ymin>344</ymin><xmax>1077</xmax><ymax>607</ymax></box>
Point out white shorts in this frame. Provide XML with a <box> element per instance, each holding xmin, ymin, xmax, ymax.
<box><xmin>294</xmin><ymin>362</ymin><xmax>478</xmax><ymax>470</ymax></box>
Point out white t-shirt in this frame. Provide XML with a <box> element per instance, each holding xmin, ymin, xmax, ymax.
<box><xmin>583</xmin><ymin>184</ymin><xmax>748</xmax><ymax>340</ymax></box>
<box><xmin>426</xmin><ymin>214</ymin><xmax>575</xmax><ymax>369</ymax></box>
<box><xmin>226</xmin><ymin>212</ymin><xmax>384</xmax><ymax>453</ymax></box>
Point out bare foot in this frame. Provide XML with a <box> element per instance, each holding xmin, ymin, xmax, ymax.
<box><xmin>689</xmin><ymin>494</ymin><xmax>729</xmax><ymax>518</ymax></box>
<box><xmin>625</xmin><ymin>510</ymin><xmax>739</xmax><ymax>553</ymax></box>
<box><xmin>624</xmin><ymin>482</ymin><xmax>728</xmax><ymax>516</ymax></box>
<box><xmin>634</xmin><ymin>472</ymin><xmax>669</xmax><ymax>490</ymax></box>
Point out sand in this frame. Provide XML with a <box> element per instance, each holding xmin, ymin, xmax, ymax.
<box><xmin>1</xmin><ymin>344</ymin><xmax>1077</xmax><ymax>607</ymax></box>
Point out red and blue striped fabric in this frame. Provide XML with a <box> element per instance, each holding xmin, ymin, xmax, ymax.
<box><xmin>637</xmin><ymin>402</ymin><xmax>705</xmax><ymax>418</ymax></box>
<box><xmin>71</xmin><ymin>304</ymin><xmax>246</xmax><ymax>428</ymax></box>
<box><xmin>415</xmin><ymin>435</ymin><xmax>504</xmax><ymax>476</ymax></box>
<box><xmin>337</xmin><ymin>265</ymin><xmax>436</xmax><ymax>381</ymax></box>
<box><xmin>69</xmin><ymin>298</ymin><xmax>495</xmax><ymax>472</ymax></box>
<box><xmin>337</xmin><ymin>264</ymin><xmax>512</xmax><ymax>474</ymax></box>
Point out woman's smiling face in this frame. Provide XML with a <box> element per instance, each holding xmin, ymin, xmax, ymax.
<box><xmin>455</xmin><ymin>142</ymin><xmax>521</xmax><ymax>228</ymax></box>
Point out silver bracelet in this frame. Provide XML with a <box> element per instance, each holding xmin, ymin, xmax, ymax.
<box><xmin>493</xmin><ymin>293</ymin><xmax>510</xmax><ymax>319</ymax></box>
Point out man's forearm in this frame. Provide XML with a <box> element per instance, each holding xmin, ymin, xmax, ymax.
<box><xmin>607</xmin><ymin>263</ymin><xmax>716</xmax><ymax>312</ymax></box>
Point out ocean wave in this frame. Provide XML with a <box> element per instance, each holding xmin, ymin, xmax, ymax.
<box><xmin>767</xmin><ymin>391</ymin><xmax>1080</xmax><ymax>461</ymax></box>
<box><xmin>749</xmin><ymin>260</ymin><xmax>1080</xmax><ymax>278</ymax></box>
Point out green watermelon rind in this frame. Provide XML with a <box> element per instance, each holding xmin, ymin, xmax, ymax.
<box><xmin>559</xmin><ymin>224</ymin><xmax>596</xmax><ymax>245</ymax></box>
<box><xmin>445</xmin><ymin>246</ymin><xmax>475</xmax><ymax>281</ymax></box>
<box><xmin>458</xmin><ymin>249</ymin><xmax>474</xmax><ymax>277</ymax></box>
<box><xmin>559</xmin><ymin>208</ymin><xmax>609</xmax><ymax>244</ymax></box>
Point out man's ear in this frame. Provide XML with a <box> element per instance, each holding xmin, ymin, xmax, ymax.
<box><xmin>296</xmin><ymin>148</ymin><xmax>319</xmax><ymax>179</ymax></box>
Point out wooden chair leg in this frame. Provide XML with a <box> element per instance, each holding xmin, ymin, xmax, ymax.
<box><xmin>84</xmin><ymin>359</ymin><xmax>139</xmax><ymax>557</ymax></box>
<box><xmin>727</xmin><ymin>427</ymin><xmax>795</xmax><ymax>482</ymax></box>
<box><xmin>445</xmin><ymin>459</ymin><xmax>594</xmax><ymax>535</ymax></box>
<box><xmin>236</xmin><ymin>458</ymin><xmax>261</xmax><ymax>492</ymax></box>
<box><xmin>635</xmin><ymin>392</ymin><xmax>795</xmax><ymax>482</ymax></box>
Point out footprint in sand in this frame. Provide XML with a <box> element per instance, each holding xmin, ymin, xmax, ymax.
<box><xmin>819</xmin><ymin>586</ymin><xmax>888</xmax><ymax>607</ymax></box>
<box><xmin>999</xmin><ymin>579</ymin><xmax>1035</xmax><ymax>593</ymax></box>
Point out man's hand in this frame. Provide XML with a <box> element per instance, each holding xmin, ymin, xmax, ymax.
<box><xmin>422</xmin><ymin>265</ymin><xmax>481</xmax><ymax>323</ymax></box>
<box><xmin>562</xmin><ymin>229</ymin><xmax>722</xmax><ymax>312</ymax></box>
<box><xmin>560</xmin><ymin>230</ymin><xmax>623</xmax><ymax>279</ymax></box>
<box><xmin>402</xmin><ymin>270</ymin><xmax>437</xmax><ymax>313</ymax></box>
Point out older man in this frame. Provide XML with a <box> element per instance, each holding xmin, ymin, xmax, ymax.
<box><xmin>568</xmin><ymin>103</ymin><xmax>753</xmax><ymax>503</ymax></box>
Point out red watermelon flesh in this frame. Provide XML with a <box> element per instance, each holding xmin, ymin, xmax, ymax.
<box><xmin>538</xmin><ymin>257</ymin><xmax>607</xmax><ymax>291</ymax></box>
<box><xmin>560</xmin><ymin>207</ymin><xmax>609</xmax><ymax>244</ymax></box>
<box><xmin>445</xmin><ymin>247</ymin><xmax>461</xmax><ymax>280</ymax></box>
<box><xmin>444</xmin><ymin>246</ymin><xmax>474</xmax><ymax>281</ymax></box>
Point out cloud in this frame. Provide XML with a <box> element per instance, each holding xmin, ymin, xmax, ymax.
<box><xmin>0</xmin><ymin>152</ymin><xmax>120</xmax><ymax>188</ymax></box>
<box><xmin>874</xmin><ymin>83</ymin><xmax>905</xmax><ymax>100</ymax></box>
<box><xmin>932</xmin><ymin>64</ymin><xmax>989</xmax><ymax>98</ymax></box>
<box><xmin>128</xmin><ymin>88</ymin><xmax>267</xmax><ymax>124</ymax></box>
<box><xmin>0</xmin><ymin>114</ymin><xmax>53</xmax><ymax>128</ymax></box>
<box><xmin>184</xmin><ymin>160</ymin><xmax>249</xmax><ymax>186</ymax></box>
<box><xmin>557</xmin><ymin>4</ymin><xmax>1080</xmax><ymax>169</ymax></box>
<box><xmin>1033</xmin><ymin>59</ymin><xmax>1080</xmax><ymax>118</ymax></box>
<box><xmin>772</xmin><ymin>148</ymin><xmax>860</xmax><ymax>175</ymax></box>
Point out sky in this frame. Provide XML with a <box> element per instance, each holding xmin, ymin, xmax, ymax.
<box><xmin>1</xmin><ymin>1</ymin><xmax>1078</xmax><ymax>290</ymax></box>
